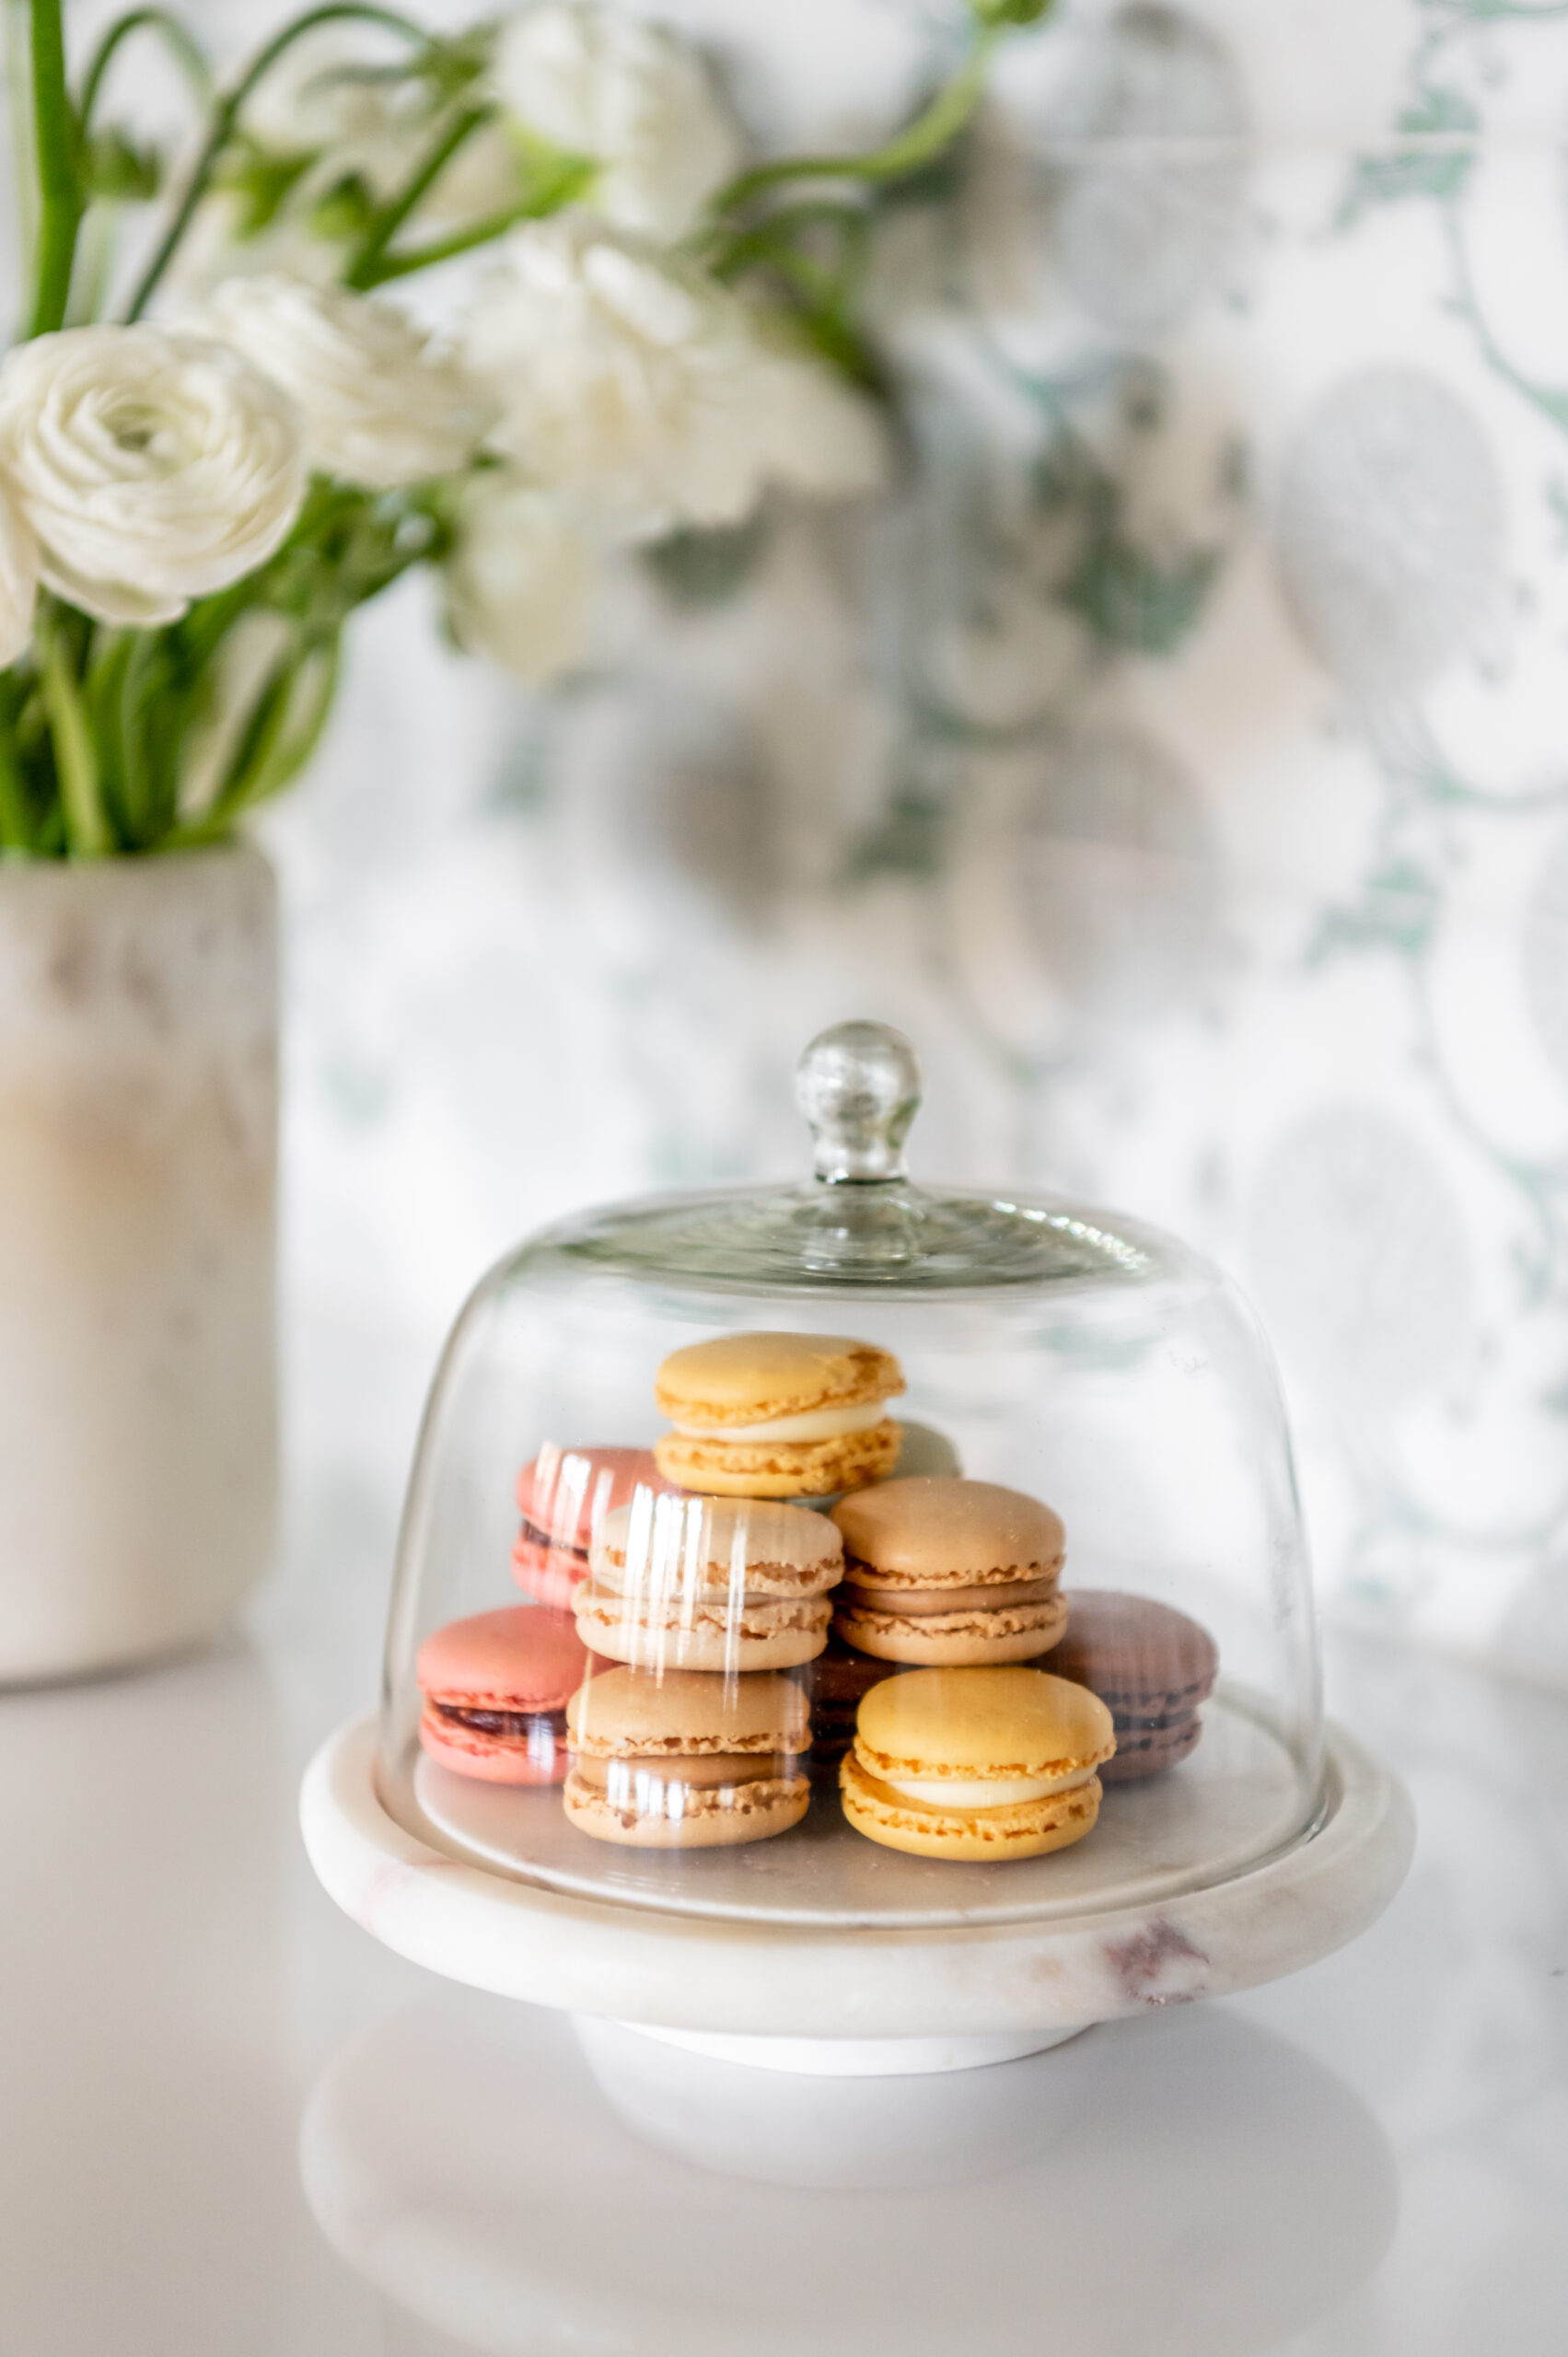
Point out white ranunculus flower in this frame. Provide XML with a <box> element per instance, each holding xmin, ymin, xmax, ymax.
<box><xmin>493</xmin><ymin>3</ymin><xmax>740</xmax><ymax>239</ymax></box>
<box><xmin>242</xmin><ymin>28</ymin><xmax>424</xmax><ymax>200</ymax></box>
<box><xmin>0</xmin><ymin>480</ymin><xmax>40</xmax><ymax>666</ymax></box>
<box><xmin>191</xmin><ymin>277</ymin><xmax>495</xmax><ymax>490</ymax></box>
<box><xmin>0</xmin><ymin>326</ymin><xmax>305</xmax><ymax>627</ymax></box>
<box><xmin>445</xmin><ymin>473</ymin><xmax>595</xmax><ymax>683</ymax></box>
<box><xmin>460</xmin><ymin>220</ymin><xmax>889</xmax><ymax>539</ymax></box>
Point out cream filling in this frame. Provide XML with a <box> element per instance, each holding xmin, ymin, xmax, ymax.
<box><xmin>880</xmin><ymin>1764</ymin><xmax>1098</xmax><ymax>1810</ymax></box>
<box><xmin>672</xmin><ymin>1399</ymin><xmax>889</xmax><ymax>1444</ymax></box>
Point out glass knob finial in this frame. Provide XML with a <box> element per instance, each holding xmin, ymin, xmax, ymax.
<box><xmin>796</xmin><ymin>1020</ymin><xmax>922</xmax><ymax>1183</ymax></box>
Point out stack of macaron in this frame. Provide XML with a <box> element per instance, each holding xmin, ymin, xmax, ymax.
<box><xmin>416</xmin><ymin>1324</ymin><xmax>1218</xmax><ymax>1865</ymax></box>
<box><xmin>559</xmin><ymin>1330</ymin><xmax>897</xmax><ymax>1846</ymax></box>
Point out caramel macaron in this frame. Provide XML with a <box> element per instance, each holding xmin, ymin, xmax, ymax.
<box><xmin>841</xmin><ymin>1666</ymin><xmax>1115</xmax><ymax>1861</ymax></box>
<box><xmin>653</xmin><ymin>1330</ymin><xmax>904</xmax><ymax>1499</ymax></box>
<box><xmin>573</xmin><ymin>1492</ymin><xmax>842</xmax><ymax>1673</ymax></box>
<box><xmin>831</xmin><ymin>1477</ymin><xmax>1068</xmax><ymax>1666</ymax></box>
<box><xmin>1051</xmin><ymin>1590</ymin><xmax>1219</xmax><ymax>1782</ymax></box>
<box><xmin>564</xmin><ymin>1666</ymin><xmax>809</xmax><ymax>1848</ymax></box>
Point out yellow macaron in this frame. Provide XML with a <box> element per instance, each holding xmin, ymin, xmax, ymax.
<box><xmin>654</xmin><ymin>1330</ymin><xmax>904</xmax><ymax>1499</ymax></box>
<box><xmin>840</xmin><ymin>1666</ymin><xmax>1116</xmax><ymax>1861</ymax></box>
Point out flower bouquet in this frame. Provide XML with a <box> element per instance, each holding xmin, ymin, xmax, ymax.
<box><xmin>0</xmin><ymin>0</ymin><xmax>1047</xmax><ymax>857</ymax></box>
<box><xmin>0</xmin><ymin>0</ymin><xmax>1049</xmax><ymax>1680</ymax></box>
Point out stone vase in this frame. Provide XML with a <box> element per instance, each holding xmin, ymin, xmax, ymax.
<box><xmin>0</xmin><ymin>844</ymin><xmax>277</xmax><ymax>1681</ymax></box>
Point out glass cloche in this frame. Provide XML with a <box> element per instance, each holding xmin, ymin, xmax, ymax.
<box><xmin>374</xmin><ymin>1020</ymin><xmax>1327</xmax><ymax>1935</ymax></box>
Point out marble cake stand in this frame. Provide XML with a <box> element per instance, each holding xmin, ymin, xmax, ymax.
<box><xmin>301</xmin><ymin>1712</ymin><xmax>1413</xmax><ymax>2075</ymax></box>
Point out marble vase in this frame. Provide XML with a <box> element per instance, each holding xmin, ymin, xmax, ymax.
<box><xmin>0</xmin><ymin>845</ymin><xmax>277</xmax><ymax>1681</ymax></box>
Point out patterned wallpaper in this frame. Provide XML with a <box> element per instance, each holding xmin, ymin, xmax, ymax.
<box><xmin>253</xmin><ymin>1</ymin><xmax>1568</xmax><ymax>1682</ymax></box>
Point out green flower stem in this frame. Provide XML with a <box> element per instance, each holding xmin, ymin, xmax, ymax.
<box><xmin>41</xmin><ymin>631</ymin><xmax>111</xmax><ymax>856</ymax></box>
<box><xmin>343</xmin><ymin>99</ymin><xmax>489</xmax><ymax>287</ymax></box>
<box><xmin>709</xmin><ymin>196</ymin><xmax>869</xmax><ymax>282</ymax></box>
<box><xmin>123</xmin><ymin>3</ymin><xmax>435</xmax><ymax>322</ymax></box>
<box><xmin>241</xmin><ymin>635</ymin><xmax>341</xmax><ymax>809</ymax></box>
<box><xmin>170</xmin><ymin>633</ymin><xmax>341</xmax><ymax>845</ymax></box>
<box><xmin>708</xmin><ymin>22</ymin><xmax>1001</xmax><ymax>219</ymax></box>
<box><xmin>26</xmin><ymin>0</ymin><xmax>83</xmax><ymax>336</ymax></box>
<box><xmin>78</xmin><ymin>9</ymin><xmax>212</xmax><ymax>129</ymax></box>
<box><xmin>111</xmin><ymin>629</ymin><xmax>161</xmax><ymax>842</ymax></box>
<box><xmin>6</xmin><ymin>3</ymin><xmax>41</xmax><ymax>269</ymax></box>
<box><xmin>0</xmin><ymin>724</ymin><xmax>33</xmax><ymax>853</ymax></box>
<box><xmin>348</xmin><ymin>163</ymin><xmax>592</xmax><ymax>286</ymax></box>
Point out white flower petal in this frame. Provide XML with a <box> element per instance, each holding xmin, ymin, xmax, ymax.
<box><xmin>752</xmin><ymin>351</ymin><xmax>892</xmax><ymax>501</ymax></box>
<box><xmin>188</xmin><ymin>276</ymin><xmax>495</xmax><ymax>490</ymax></box>
<box><xmin>493</xmin><ymin>4</ymin><xmax>740</xmax><ymax>239</ymax></box>
<box><xmin>241</xmin><ymin>27</ymin><xmax>424</xmax><ymax>200</ymax></box>
<box><xmin>445</xmin><ymin>474</ymin><xmax>594</xmax><ymax>683</ymax></box>
<box><xmin>0</xmin><ymin>326</ymin><xmax>306</xmax><ymax>626</ymax></box>
<box><xmin>0</xmin><ymin>479</ymin><xmax>40</xmax><ymax>664</ymax></box>
<box><xmin>459</xmin><ymin>219</ymin><xmax>890</xmax><ymax>540</ymax></box>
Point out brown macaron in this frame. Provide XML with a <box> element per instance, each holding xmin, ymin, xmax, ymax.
<box><xmin>791</xmin><ymin>1637</ymin><xmax>907</xmax><ymax>1771</ymax></box>
<box><xmin>564</xmin><ymin>1666</ymin><xmax>809</xmax><ymax>1848</ymax></box>
<box><xmin>574</xmin><ymin>1492</ymin><xmax>841</xmax><ymax>1673</ymax></box>
<box><xmin>1050</xmin><ymin>1590</ymin><xmax>1219</xmax><ymax>1782</ymax></box>
<box><xmin>830</xmin><ymin>1477</ymin><xmax>1068</xmax><ymax>1666</ymax></box>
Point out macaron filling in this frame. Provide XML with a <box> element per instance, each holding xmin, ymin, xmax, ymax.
<box><xmin>421</xmin><ymin>1698</ymin><xmax>567</xmax><ymax>1774</ymax></box>
<box><xmin>878</xmin><ymin>1763</ymin><xmax>1098</xmax><ymax>1810</ymax></box>
<box><xmin>671</xmin><ymin>1399</ymin><xmax>891</xmax><ymax>1443</ymax></box>
<box><xmin>518</xmin><ymin>1516</ymin><xmax>588</xmax><ymax>1563</ymax></box>
<box><xmin>843</xmin><ymin>1572</ymin><xmax>1060</xmax><ymax>1615</ymax></box>
<box><xmin>429</xmin><ymin>1701</ymin><xmax>568</xmax><ymax>1739</ymax></box>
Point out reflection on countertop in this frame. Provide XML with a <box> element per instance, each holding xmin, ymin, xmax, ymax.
<box><xmin>302</xmin><ymin>1994</ymin><xmax>1396</xmax><ymax>2357</ymax></box>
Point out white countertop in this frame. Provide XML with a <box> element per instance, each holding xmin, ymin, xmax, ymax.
<box><xmin>1</xmin><ymin>1329</ymin><xmax>1564</xmax><ymax>2355</ymax></box>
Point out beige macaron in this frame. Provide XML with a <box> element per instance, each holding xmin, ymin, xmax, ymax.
<box><xmin>653</xmin><ymin>1330</ymin><xmax>904</xmax><ymax>1499</ymax></box>
<box><xmin>840</xmin><ymin>1666</ymin><xmax>1115</xmax><ymax>1861</ymax></box>
<box><xmin>573</xmin><ymin>1492</ymin><xmax>841</xmax><ymax>1672</ymax></box>
<box><xmin>564</xmin><ymin>1666</ymin><xmax>809</xmax><ymax>1848</ymax></box>
<box><xmin>831</xmin><ymin>1477</ymin><xmax>1067</xmax><ymax>1666</ymax></box>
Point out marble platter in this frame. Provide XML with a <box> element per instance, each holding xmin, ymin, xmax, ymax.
<box><xmin>301</xmin><ymin>1709</ymin><xmax>1414</xmax><ymax>2074</ymax></box>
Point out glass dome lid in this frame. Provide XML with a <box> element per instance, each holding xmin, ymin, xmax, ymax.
<box><xmin>378</xmin><ymin>1022</ymin><xmax>1324</xmax><ymax>1936</ymax></box>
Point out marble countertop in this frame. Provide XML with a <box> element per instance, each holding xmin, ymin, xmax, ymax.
<box><xmin>1</xmin><ymin>1322</ymin><xmax>1564</xmax><ymax>2356</ymax></box>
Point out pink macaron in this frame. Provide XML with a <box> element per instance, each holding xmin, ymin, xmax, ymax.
<box><xmin>417</xmin><ymin>1606</ymin><xmax>598</xmax><ymax>1784</ymax></box>
<box><xmin>512</xmin><ymin>1446</ymin><xmax>670</xmax><ymax>1610</ymax></box>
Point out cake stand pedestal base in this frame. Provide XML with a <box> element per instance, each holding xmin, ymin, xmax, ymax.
<box><xmin>599</xmin><ymin>2021</ymin><xmax>1086</xmax><ymax>2076</ymax></box>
